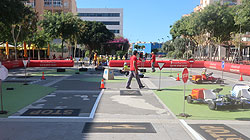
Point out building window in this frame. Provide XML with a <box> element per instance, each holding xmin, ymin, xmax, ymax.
<box><xmin>78</xmin><ymin>13</ymin><xmax>120</xmax><ymax>17</ymax></box>
<box><xmin>110</xmin><ymin>30</ymin><xmax>120</xmax><ymax>34</ymax></box>
<box><xmin>53</xmin><ymin>0</ymin><xmax>62</xmax><ymax>7</ymax></box>
<box><xmin>44</xmin><ymin>0</ymin><xmax>52</xmax><ymax>7</ymax></box>
<box><xmin>100</xmin><ymin>21</ymin><xmax>120</xmax><ymax>25</ymax></box>
<box><xmin>64</xmin><ymin>2</ymin><xmax>68</xmax><ymax>7</ymax></box>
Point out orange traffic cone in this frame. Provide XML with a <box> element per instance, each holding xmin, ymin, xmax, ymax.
<box><xmin>41</xmin><ymin>72</ymin><xmax>46</xmax><ymax>80</ymax></box>
<box><xmin>176</xmin><ymin>73</ymin><xmax>180</xmax><ymax>81</ymax></box>
<box><xmin>100</xmin><ymin>79</ymin><xmax>106</xmax><ymax>89</ymax></box>
<box><xmin>239</xmin><ymin>74</ymin><xmax>244</xmax><ymax>81</ymax></box>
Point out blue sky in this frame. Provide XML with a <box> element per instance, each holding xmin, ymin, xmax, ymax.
<box><xmin>76</xmin><ymin>0</ymin><xmax>199</xmax><ymax>43</ymax></box>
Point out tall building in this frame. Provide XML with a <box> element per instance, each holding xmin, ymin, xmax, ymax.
<box><xmin>78</xmin><ymin>8</ymin><xmax>123</xmax><ymax>37</ymax></box>
<box><xmin>24</xmin><ymin>0</ymin><xmax>77</xmax><ymax>20</ymax></box>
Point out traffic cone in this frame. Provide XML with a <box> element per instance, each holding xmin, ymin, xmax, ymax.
<box><xmin>239</xmin><ymin>74</ymin><xmax>244</xmax><ymax>81</ymax></box>
<box><xmin>41</xmin><ymin>72</ymin><xmax>46</xmax><ymax>80</ymax></box>
<box><xmin>176</xmin><ymin>73</ymin><xmax>180</xmax><ymax>81</ymax></box>
<box><xmin>100</xmin><ymin>79</ymin><xmax>106</xmax><ymax>89</ymax></box>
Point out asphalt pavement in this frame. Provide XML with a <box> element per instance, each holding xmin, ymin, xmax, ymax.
<box><xmin>0</xmin><ymin>65</ymin><xmax>250</xmax><ymax>140</ymax></box>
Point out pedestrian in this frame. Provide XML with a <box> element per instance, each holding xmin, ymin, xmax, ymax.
<box><xmin>126</xmin><ymin>50</ymin><xmax>145</xmax><ymax>89</ymax></box>
<box><xmin>125</xmin><ymin>53</ymin><xmax>128</xmax><ymax>60</ymax></box>
<box><xmin>151</xmin><ymin>52</ymin><xmax>156</xmax><ymax>72</ymax></box>
<box><xmin>94</xmin><ymin>52</ymin><xmax>97</xmax><ymax>66</ymax></box>
<box><xmin>53</xmin><ymin>54</ymin><xmax>56</xmax><ymax>60</ymax></box>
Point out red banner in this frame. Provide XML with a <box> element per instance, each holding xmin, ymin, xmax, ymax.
<box><xmin>2</xmin><ymin>60</ymin><xmax>24</xmax><ymax>69</ymax></box>
<box><xmin>109</xmin><ymin>60</ymin><xmax>205</xmax><ymax>68</ymax></box>
<box><xmin>2</xmin><ymin>60</ymin><xmax>74</xmax><ymax>69</ymax></box>
<box><xmin>29</xmin><ymin>60</ymin><xmax>74</xmax><ymax>67</ymax></box>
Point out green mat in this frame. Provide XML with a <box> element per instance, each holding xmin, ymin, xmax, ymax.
<box><xmin>0</xmin><ymin>83</ymin><xmax>56</xmax><ymax>117</ymax></box>
<box><xmin>146</xmin><ymin>70</ymin><xmax>182</xmax><ymax>77</ymax></box>
<box><xmin>155</xmin><ymin>84</ymin><xmax>250</xmax><ymax>120</ymax></box>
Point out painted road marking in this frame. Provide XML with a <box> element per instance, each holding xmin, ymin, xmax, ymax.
<box><xmin>82</xmin><ymin>122</ymin><xmax>156</xmax><ymax>133</ymax></box>
<box><xmin>21</xmin><ymin>109</ymin><xmax>80</xmax><ymax>116</ymax></box>
<box><xmin>180</xmin><ymin>120</ymin><xmax>204</xmax><ymax>140</ymax></box>
<box><xmin>189</xmin><ymin>124</ymin><xmax>249</xmax><ymax>140</ymax></box>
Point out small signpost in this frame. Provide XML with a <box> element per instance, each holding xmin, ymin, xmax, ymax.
<box><xmin>23</xmin><ymin>60</ymin><xmax>28</xmax><ymax>85</ymax></box>
<box><xmin>188</xmin><ymin>59</ymin><xmax>195</xmax><ymax>77</ymax></box>
<box><xmin>0</xmin><ymin>62</ymin><xmax>8</xmax><ymax>114</ymax></box>
<box><xmin>179</xmin><ymin>67</ymin><xmax>191</xmax><ymax>118</ymax></box>
<box><xmin>75</xmin><ymin>57</ymin><xmax>80</xmax><ymax>74</ymax></box>
<box><xmin>157</xmin><ymin>62</ymin><xmax>165</xmax><ymax>91</ymax></box>
<box><xmin>221</xmin><ymin>61</ymin><xmax>225</xmax><ymax>79</ymax></box>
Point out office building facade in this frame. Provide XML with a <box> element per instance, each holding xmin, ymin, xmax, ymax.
<box><xmin>132</xmin><ymin>42</ymin><xmax>162</xmax><ymax>54</ymax></box>
<box><xmin>78</xmin><ymin>8</ymin><xmax>123</xmax><ymax>36</ymax></box>
<box><xmin>24</xmin><ymin>0</ymin><xmax>77</xmax><ymax>20</ymax></box>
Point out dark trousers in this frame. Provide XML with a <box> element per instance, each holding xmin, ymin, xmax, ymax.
<box><xmin>126</xmin><ymin>71</ymin><xmax>143</xmax><ymax>88</ymax></box>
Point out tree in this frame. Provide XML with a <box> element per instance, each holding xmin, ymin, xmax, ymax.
<box><xmin>234</xmin><ymin>0</ymin><xmax>250</xmax><ymax>33</ymax></box>
<box><xmin>170</xmin><ymin>2</ymin><xmax>237</xmax><ymax>60</ymax></box>
<box><xmin>32</xmin><ymin>30</ymin><xmax>50</xmax><ymax>60</ymax></box>
<box><xmin>39</xmin><ymin>12</ymin><xmax>78</xmax><ymax>58</ymax></box>
<box><xmin>78</xmin><ymin>21</ymin><xmax>114</xmax><ymax>56</ymax></box>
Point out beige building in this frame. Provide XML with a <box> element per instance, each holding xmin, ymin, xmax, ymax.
<box><xmin>194</xmin><ymin>0</ymin><xmax>241</xmax><ymax>12</ymax></box>
<box><xmin>24</xmin><ymin>0</ymin><xmax>77</xmax><ymax>20</ymax></box>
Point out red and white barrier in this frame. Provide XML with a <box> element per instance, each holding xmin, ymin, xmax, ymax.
<box><xmin>2</xmin><ymin>60</ymin><xmax>74</xmax><ymax>69</ymax></box>
<box><xmin>29</xmin><ymin>60</ymin><xmax>74</xmax><ymax>67</ymax></box>
<box><xmin>109</xmin><ymin>60</ymin><xmax>205</xmax><ymax>68</ymax></box>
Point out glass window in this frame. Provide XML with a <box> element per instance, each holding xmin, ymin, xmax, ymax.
<box><xmin>44</xmin><ymin>0</ymin><xmax>52</xmax><ymax>7</ymax></box>
<box><xmin>78</xmin><ymin>13</ymin><xmax>120</xmax><ymax>17</ymax></box>
<box><xmin>64</xmin><ymin>2</ymin><xmax>68</xmax><ymax>7</ymax></box>
<box><xmin>101</xmin><ymin>21</ymin><xmax>120</xmax><ymax>25</ymax></box>
<box><xmin>53</xmin><ymin>0</ymin><xmax>62</xmax><ymax>7</ymax></box>
<box><xmin>109</xmin><ymin>30</ymin><xmax>120</xmax><ymax>33</ymax></box>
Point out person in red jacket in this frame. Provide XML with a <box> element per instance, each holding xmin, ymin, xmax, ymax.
<box><xmin>151</xmin><ymin>52</ymin><xmax>156</xmax><ymax>72</ymax></box>
<box><xmin>126</xmin><ymin>50</ymin><xmax>145</xmax><ymax>89</ymax></box>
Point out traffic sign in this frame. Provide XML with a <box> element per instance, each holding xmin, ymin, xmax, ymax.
<box><xmin>221</xmin><ymin>61</ymin><xmax>225</xmax><ymax>69</ymax></box>
<box><xmin>23</xmin><ymin>60</ymin><xmax>28</xmax><ymax>67</ymax></box>
<box><xmin>0</xmin><ymin>65</ymin><xmax>8</xmax><ymax>80</ymax></box>
<box><xmin>182</xmin><ymin>68</ymin><xmax>189</xmax><ymax>83</ymax></box>
<box><xmin>158</xmin><ymin>62</ymin><xmax>165</xmax><ymax>71</ymax></box>
<box><xmin>188</xmin><ymin>59</ymin><xmax>195</xmax><ymax>64</ymax></box>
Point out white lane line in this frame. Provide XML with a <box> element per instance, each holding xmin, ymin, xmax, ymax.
<box><xmin>180</xmin><ymin>119</ymin><xmax>204</xmax><ymax>140</ymax></box>
<box><xmin>141</xmin><ymin>78</ymin><xmax>158</xmax><ymax>89</ymax></box>
<box><xmin>43</xmin><ymin>76</ymin><xmax>68</xmax><ymax>87</ymax></box>
<box><xmin>89</xmin><ymin>89</ymin><xmax>104</xmax><ymax>118</ymax></box>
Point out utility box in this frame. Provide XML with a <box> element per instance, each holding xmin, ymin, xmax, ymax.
<box><xmin>103</xmin><ymin>68</ymin><xmax>114</xmax><ymax>80</ymax></box>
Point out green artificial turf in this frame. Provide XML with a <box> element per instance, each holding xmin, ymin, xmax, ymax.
<box><xmin>0</xmin><ymin>83</ymin><xmax>56</xmax><ymax>117</ymax></box>
<box><xmin>146</xmin><ymin>69</ymin><xmax>182</xmax><ymax>77</ymax></box>
<box><xmin>30</xmin><ymin>69</ymin><xmax>85</xmax><ymax>76</ymax></box>
<box><xmin>155</xmin><ymin>84</ymin><xmax>250</xmax><ymax>120</ymax></box>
